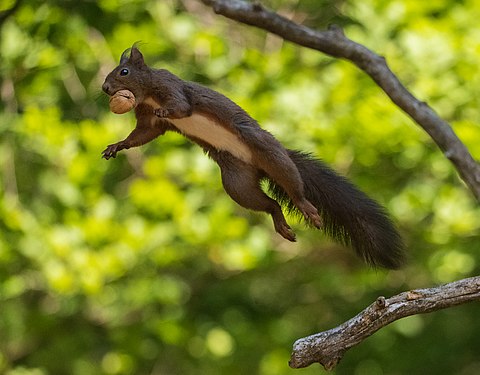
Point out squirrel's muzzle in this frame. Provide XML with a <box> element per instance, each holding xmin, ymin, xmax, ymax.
<box><xmin>102</xmin><ymin>82</ymin><xmax>112</xmax><ymax>95</ymax></box>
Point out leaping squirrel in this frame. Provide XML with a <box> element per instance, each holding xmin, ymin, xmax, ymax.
<box><xmin>102</xmin><ymin>46</ymin><xmax>405</xmax><ymax>269</ymax></box>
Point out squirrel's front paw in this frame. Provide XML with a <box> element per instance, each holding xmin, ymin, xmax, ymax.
<box><xmin>154</xmin><ymin>108</ymin><xmax>170</xmax><ymax>118</ymax></box>
<box><xmin>102</xmin><ymin>143</ymin><xmax>124</xmax><ymax>160</ymax></box>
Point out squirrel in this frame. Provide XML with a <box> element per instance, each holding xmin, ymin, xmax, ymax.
<box><xmin>101</xmin><ymin>46</ymin><xmax>405</xmax><ymax>269</ymax></box>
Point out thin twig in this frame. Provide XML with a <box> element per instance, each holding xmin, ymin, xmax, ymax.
<box><xmin>199</xmin><ymin>0</ymin><xmax>480</xmax><ymax>201</ymax></box>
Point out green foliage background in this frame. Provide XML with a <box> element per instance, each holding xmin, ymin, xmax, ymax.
<box><xmin>1</xmin><ymin>0</ymin><xmax>479</xmax><ymax>374</ymax></box>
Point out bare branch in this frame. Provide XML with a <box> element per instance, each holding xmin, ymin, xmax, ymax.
<box><xmin>288</xmin><ymin>276</ymin><xmax>480</xmax><ymax>370</ymax></box>
<box><xmin>199</xmin><ymin>0</ymin><xmax>480</xmax><ymax>200</ymax></box>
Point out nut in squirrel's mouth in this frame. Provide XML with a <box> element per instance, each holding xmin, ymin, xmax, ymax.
<box><xmin>109</xmin><ymin>89</ymin><xmax>136</xmax><ymax>114</ymax></box>
<box><xmin>112</xmin><ymin>90</ymin><xmax>135</xmax><ymax>99</ymax></box>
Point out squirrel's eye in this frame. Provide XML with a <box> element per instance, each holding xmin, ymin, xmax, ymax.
<box><xmin>120</xmin><ymin>68</ymin><xmax>129</xmax><ymax>76</ymax></box>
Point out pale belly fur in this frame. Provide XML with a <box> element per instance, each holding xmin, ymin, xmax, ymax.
<box><xmin>143</xmin><ymin>97</ymin><xmax>253</xmax><ymax>163</ymax></box>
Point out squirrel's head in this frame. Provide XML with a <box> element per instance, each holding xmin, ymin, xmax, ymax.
<box><xmin>102</xmin><ymin>46</ymin><xmax>149</xmax><ymax>100</ymax></box>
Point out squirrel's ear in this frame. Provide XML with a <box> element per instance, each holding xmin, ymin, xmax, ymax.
<box><xmin>129</xmin><ymin>47</ymin><xmax>145</xmax><ymax>67</ymax></box>
<box><xmin>120</xmin><ymin>48</ymin><xmax>131</xmax><ymax>65</ymax></box>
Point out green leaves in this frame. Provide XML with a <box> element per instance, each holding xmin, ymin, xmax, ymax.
<box><xmin>1</xmin><ymin>0</ymin><xmax>480</xmax><ymax>374</ymax></box>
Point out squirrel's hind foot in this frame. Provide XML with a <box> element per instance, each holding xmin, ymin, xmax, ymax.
<box><xmin>275</xmin><ymin>222</ymin><xmax>296</xmax><ymax>242</ymax></box>
<box><xmin>297</xmin><ymin>199</ymin><xmax>322</xmax><ymax>228</ymax></box>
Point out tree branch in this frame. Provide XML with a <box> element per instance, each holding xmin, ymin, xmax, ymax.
<box><xmin>288</xmin><ymin>276</ymin><xmax>480</xmax><ymax>370</ymax></box>
<box><xmin>199</xmin><ymin>0</ymin><xmax>480</xmax><ymax>201</ymax></box>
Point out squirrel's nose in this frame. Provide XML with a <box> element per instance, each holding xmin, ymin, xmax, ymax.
<box><xmin>102</xmin><ymin>82</ymin><xmax>111</xmax><ymax>95</ymax></box>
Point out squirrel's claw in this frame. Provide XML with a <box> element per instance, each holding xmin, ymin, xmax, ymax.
<box><xmin>102</xmin><ymin>143</ymin><xmax>124</xmax><ymax>160</ymax></box>
<box><xmin>298</xmin><ymin>200</ymin><xmax>322</xmax><ymax>229</ymax></box>
<box><xmin>278</xmin><ymin>225</ymin><xmax>296</xmax><ymax>242</ymax></box>
<box><xmin>274</xmin><ymin>221</ymin><xmax>296</xmax><ymax>242</ymax></box>
<box><xmin>154</xmin><ymin>108</ymin><xmax>170</xmax><ymax>118</ymax></box>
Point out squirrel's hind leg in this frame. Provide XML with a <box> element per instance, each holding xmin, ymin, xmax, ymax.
<box><xmin>251</xmin><ymin>144</ymin><xmax>322</xmax><ymax>228</ymax></box>
<box><xmin>216</xmin><ymin>154</ymin><xmax>296</xmax><ymax>241</ymax></box>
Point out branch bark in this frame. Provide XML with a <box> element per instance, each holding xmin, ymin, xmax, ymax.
<box><xmin>199</xmin><ymin>0</ymin><xmax>480</xmax><ymax>201</ymax></box>
<box><xmin>289</xmin><ymin>276</ymin><xmax>480</xmax><ymax>370</ymax></box>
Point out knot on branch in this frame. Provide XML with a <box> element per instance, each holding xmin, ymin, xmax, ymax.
<box><xmin>251</xmin><ymin>1</ymin><xmax>264</xmax><ymax>12</ymax></box>
<box><xmin>327</xmin><ymin>24</ymin><xmax>345</xmax><ymax>37</ymax></box>
<box><xmin>375</xmin><ymin>296</ymin><xmax>387</xmax><ymax>309</ymax></box>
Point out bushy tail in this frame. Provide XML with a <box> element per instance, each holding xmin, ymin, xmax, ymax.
<box><xmin>267</xmin><ymin>150</ymin><xmax>405</xmax><ymax>269</ymax></box>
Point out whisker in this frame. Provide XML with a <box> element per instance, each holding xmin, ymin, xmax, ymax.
<box><xmin>94</xmin><ymin>90</ymin><xmax>109</xmax><ymax>104</ymax></box>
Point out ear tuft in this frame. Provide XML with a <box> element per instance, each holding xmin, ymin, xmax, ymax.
<box><xmin>119</xmin><ymin>48</ymin><xmax>131</xmax><ymax>64</ymax></box>
<box><xmin>129</xmin><ymin>44</ymin><xmax>145</xmax><ymax>67</ymax></box>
